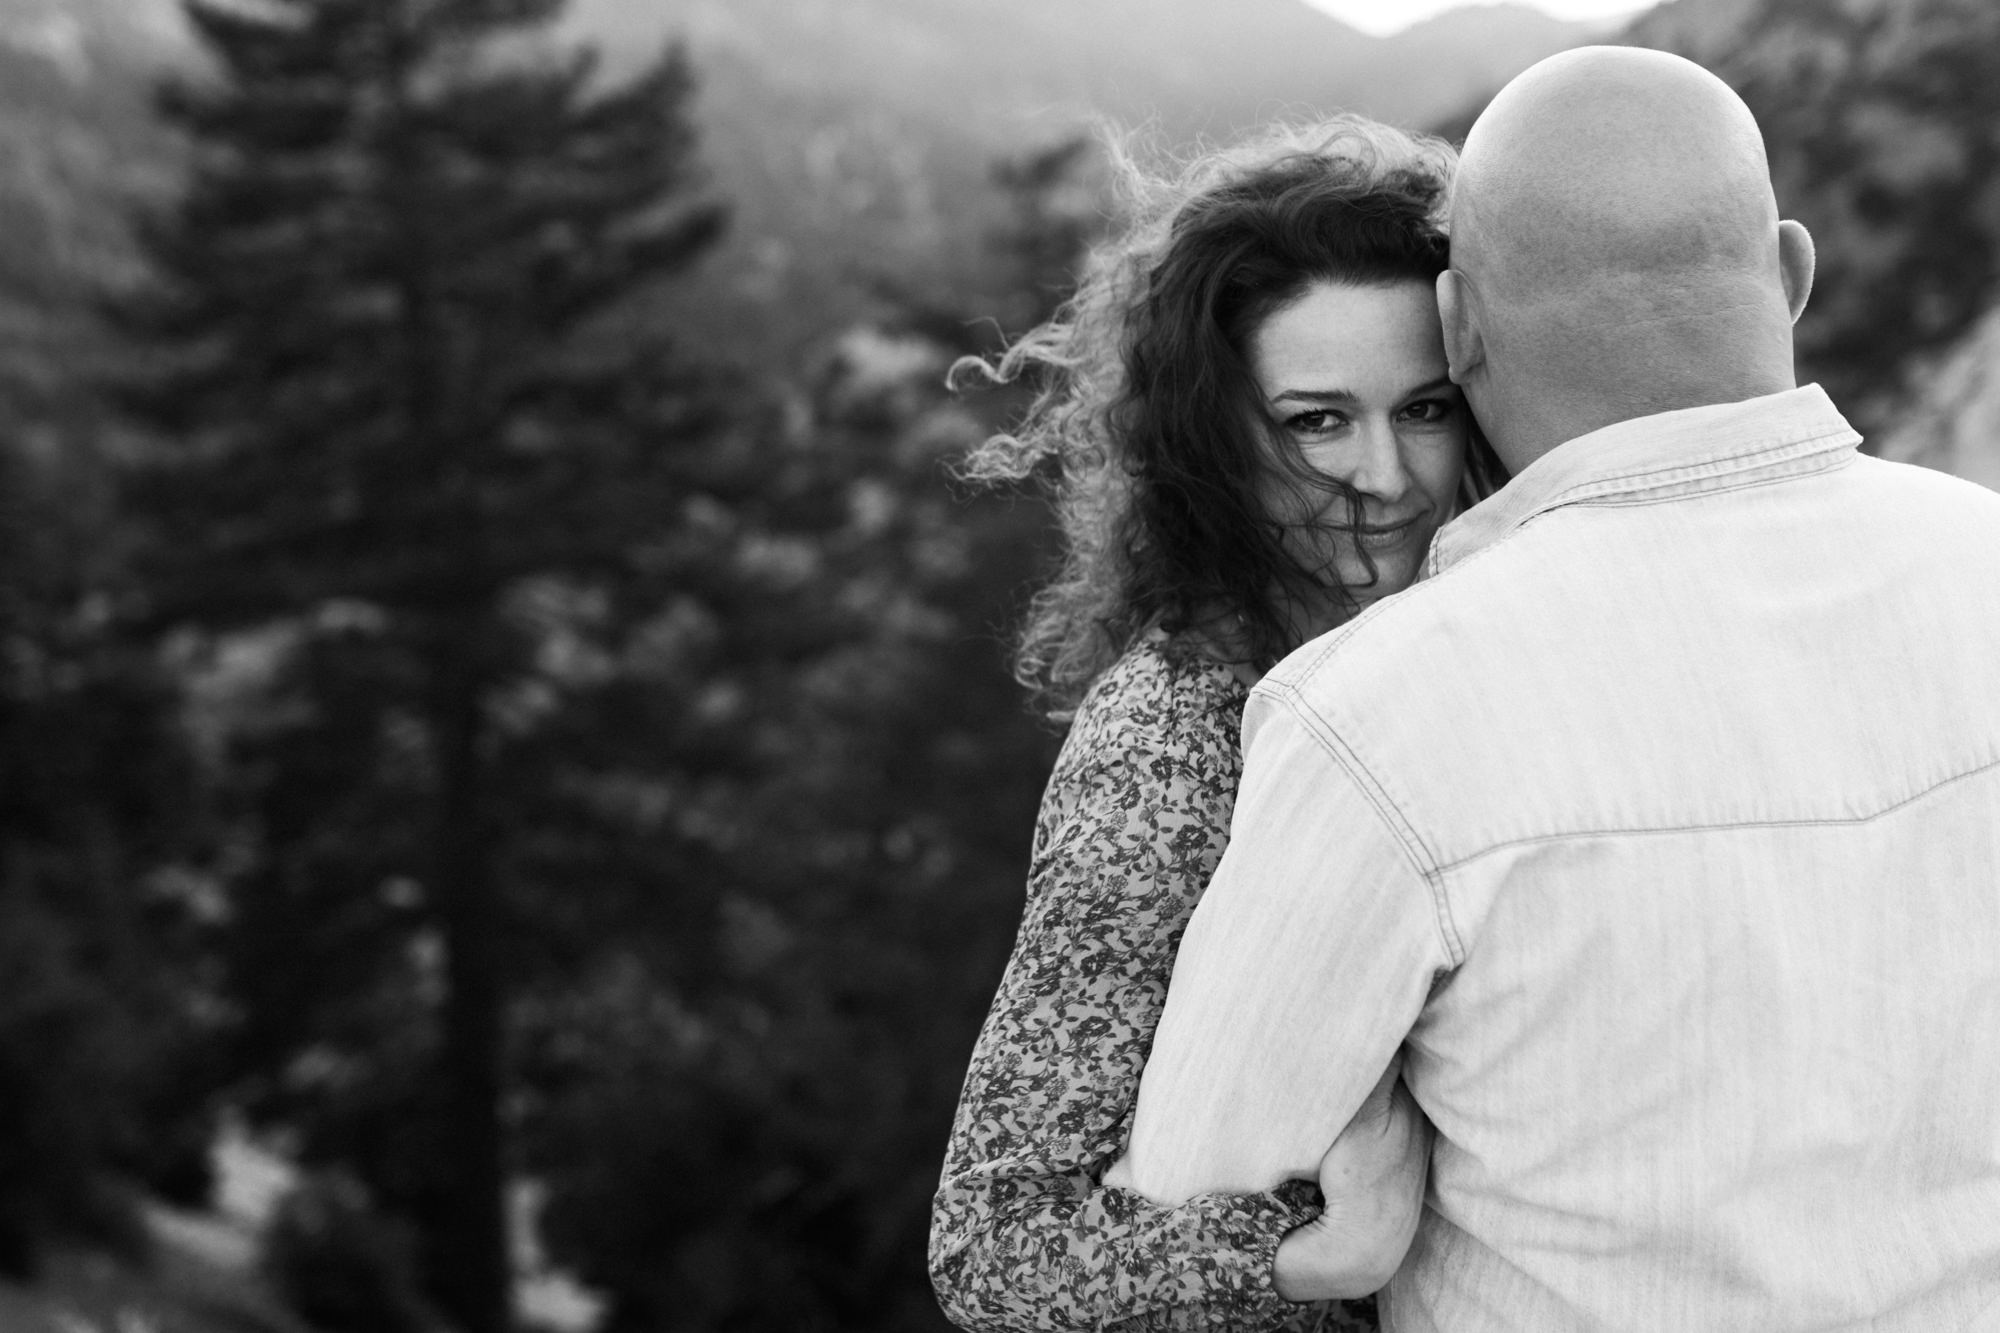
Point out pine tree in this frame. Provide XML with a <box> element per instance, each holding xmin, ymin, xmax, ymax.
<box><xmin>0</xmin><ymin>20</ymin><xmax>214</xmax><ymax>1269</ymax></box>
<box><xmin>0</xmin><ymin>436</ymin><xmax>213</xmax><ymax>1274</ymax></box>
<box><xmin>520</xmin><ymin>137</ymin><xmax>1101</xmax><ymax>1331</ymax></box>
<box><xmin>114</xmin><ymin>2</ymin><xmax>723</xmax><ymax>1328</ymax></box>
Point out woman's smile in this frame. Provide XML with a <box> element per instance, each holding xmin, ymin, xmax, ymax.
<box><xmin>1351</xmin><ymin>509</ymin><xmax>1434</xmax><ymax>551</ymax></box>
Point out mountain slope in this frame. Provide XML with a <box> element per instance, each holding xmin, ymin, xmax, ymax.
<box><xmin>1376</xmin><ymin>3</ymin><xmax>1610</xmax><ymax>121</ymax></box>
<box><xmin>0</xmin><ymin>0</ymin><xmax>1602</xmax><ymax>369</ymax></box>
<box><xmin>0</xmin><ymin>0</ymin><xmax>181</xmax><ymax>448</ymax></box>
<box><xmin>556</xmin><ymin>0</ymin><xmax>1601</xmax><ymax>360</ymax></box>
<box><xmin>562</xmin><ymin>0</ymin><xmax>1553</xmax><ymax>139</ymax></box>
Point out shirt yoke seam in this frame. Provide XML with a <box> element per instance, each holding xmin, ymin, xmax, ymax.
<box><xmin>1259</xmin><ymin>682</ymin><xmax>1466</xmax><ymax>968</ymax></box>
<box><xmin>1554</xmin><ymin>449</ymin><xmax>1858</xmax><ymax>512</ymax></box>
<box><xmin>1536</xmin><ymin>428</ymin><xmax>1856</xmax><ymax>505</ymax></box>
<box><xmin>1434</xmin><ymin>749</ymin><xmax>2000</xmax><ymax>874</ymax></box>
<box><xmin>1414</xmin><ymin>432</ymin><xmax>1856</xmax><ymax>588</ymax></box>
<box><xmin>1255</xmin><ymin>427</ymin><xmax>1863</xmax><ymax>967</ymax></box>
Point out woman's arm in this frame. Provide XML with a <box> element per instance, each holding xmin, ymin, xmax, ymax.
<box><xmin>928</xmin><ymin>653</ymin><xmax>1377</xmax><ymax>1333</ymax></box>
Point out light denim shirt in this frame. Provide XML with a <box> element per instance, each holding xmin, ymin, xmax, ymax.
<box><xmin>1108</xmin><ymin>386</ymin><xmax>2000</xmax><ymax>1329</ymax></box>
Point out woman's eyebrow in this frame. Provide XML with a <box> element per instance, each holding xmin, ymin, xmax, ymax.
<box><xmin>1271</xmin><ymin>375</ymin><xmax>1456</xmax><ymax>406</ymax></box>
<box><xmin>1269</xmin><ymin>387</ymin><xmax>1358</xmax><ymax>406</ymax></box>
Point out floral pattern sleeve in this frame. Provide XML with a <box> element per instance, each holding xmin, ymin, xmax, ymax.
<box><xmin>929</xmin><ymin>641</ymin><xmax>1376</xmax><ymax>1333</ymax></box>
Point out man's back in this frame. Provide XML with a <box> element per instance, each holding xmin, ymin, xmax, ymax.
<box><xmin>1282</xmin><ymin>388</ymin><xmax>2000</xmax><ymax>1326</ymax></box>
<box><xmin>1112</xmin><ymin>388</ymin><xmax>2000</xmax><ymax>1326</ymax></box>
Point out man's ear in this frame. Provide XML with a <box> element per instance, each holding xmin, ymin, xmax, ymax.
<box><xmin>1436</xmin><ymin>269</ymin><xmax>1485</xmax><ymax>384</ymax></box>
<box><xmin>1778</xmin><ymin>219</ymin><xmax>1815</xmax><ymax>325</ymax></box>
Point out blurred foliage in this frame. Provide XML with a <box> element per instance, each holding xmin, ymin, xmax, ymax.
<box><xmin>422</xmin><ymin>88</ymin><xmax>1097</xmax><ymax>1333</ymax></box>
<box><xmin>262</xmin><ymin>1172</ymin><xmax>441</xmax><ymax>1333</ymax></box>
<box><xmin>518</xmin><ymin>141</ymin><xmax>1096</xmax><ymax>1330</ymax></box>
<box><xmin>0</xmin><ymin>343</ymin><xmax>214</xmax><ymax>1276</ymax></box>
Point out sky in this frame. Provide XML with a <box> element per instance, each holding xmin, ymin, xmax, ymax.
<box><xmin>1303</xmin><ymin>0</ymin><xmax>1659</xmax><ymax>37</ymax></box>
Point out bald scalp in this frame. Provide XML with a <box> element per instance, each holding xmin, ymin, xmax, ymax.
<box><xmin>1454</xmin><ymin>47</ymin><xmax>1778</xmax><ymax>314</ymax></box>
<box><xmin>1442</xmin><ymin>47</ymin><xmax>1813</xmax><ymax>469</ymax></box>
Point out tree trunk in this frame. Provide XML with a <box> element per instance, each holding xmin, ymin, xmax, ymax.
<box><xmin>430</xmin><ymin>652</ymin><xmax>512</xmax><ymax>1333</ymax></box>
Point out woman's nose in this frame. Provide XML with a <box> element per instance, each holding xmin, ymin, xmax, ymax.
<box><xmin>1346</xmin><ymin>419</ymin><xmax>1413</xmax><ymax>500</ymax></box>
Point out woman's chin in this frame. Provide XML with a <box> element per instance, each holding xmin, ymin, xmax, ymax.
<box><xmin>1337</xmin><ymin>555</ymin><xmax>1422</xmax><ymax>606</ymax></box>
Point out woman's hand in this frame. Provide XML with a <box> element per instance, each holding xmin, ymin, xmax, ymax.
<box><xmin>1271</xmin><ymin>1059</ymin><xmax>1432</xmax><ymax>1302</ymax></box>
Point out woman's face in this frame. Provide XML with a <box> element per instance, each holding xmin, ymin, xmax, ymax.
<box><xmin>1247</xmin><ymin>278</ymin><xmax>1469</xmax><ymax>628</ymax></box>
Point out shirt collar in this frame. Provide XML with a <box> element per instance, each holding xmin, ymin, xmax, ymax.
<box><xmin>1428</xmin><ymin>384</ymin><xmax>1862</xmax><ymax>576</ymax></box>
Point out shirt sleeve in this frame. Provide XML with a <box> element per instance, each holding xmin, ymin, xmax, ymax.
<box><xmin>1109</xmin><ymin>684</ymin><xmax>1456</xmax><ymax>1205</ymax></box>
<box><xmin>928</xmin><ymin>657</ymin><xmax>1372</xmax><ymax>1333</ymax></box>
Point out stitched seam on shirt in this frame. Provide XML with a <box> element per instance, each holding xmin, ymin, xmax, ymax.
<box><xmin>1554</xmin><ymin>450</ymin><xmax>1858</xmax><ymax>512</ymax></box>
<box><xmin>1367</xmin><ymin>442</ymin><xmax>1866</xmax><ymax>629</ymax></box>
<box><xmin>1294</xmin><ymin>568</ymin><xmax>1435</xmax><ymax>666</ymax></box>
<box><xmin>1434</xmin><ymin>750</ymin><xmax>2000</xmax><ymax>873</ymax></box>
<box><xmin>1260</xmin><ymin>682</ymin><xmax>1466</xmax><ymax>967</ymax></box>
<box><xmin>1400</xmin><ymin>446</ymin><xmax>1850</xmax><ymax>598</ymax></box>
<box><xmin>1538</xmin><ymin>427</ymin><xmax>1856</xmax><ymax>507</ymax></box>
<box><xmin>1428</xmin><ymin>426</ymin><xmax>1856</xmax><ymax>572</ymax></box>
<box><xmin>1398</xmin><ymin>502</ymin><xmax>1559</xmax><ymax>596</ymax></box>
<box><xmin>1256</xmin><ymin>432</ymin><xmax>1863</xmax><ymax>965</ymax></box>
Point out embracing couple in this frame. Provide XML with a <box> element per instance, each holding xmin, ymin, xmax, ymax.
<box><xmin>930</xmin><ymin>45</ymin><xmax>2000</xmax><ymax>1332</ymax></box>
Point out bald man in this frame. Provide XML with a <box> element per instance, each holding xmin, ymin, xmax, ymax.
<box><xmin>1106</xmin><ymin>47</ymin><xmax>2000</xmax><ymax>1329</ymax></box>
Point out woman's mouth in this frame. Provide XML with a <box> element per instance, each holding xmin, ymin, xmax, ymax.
<box><xmin>1352</xmin><ymin>512</ymin><xmax>1429</xmax><ymax>551</ymax></box>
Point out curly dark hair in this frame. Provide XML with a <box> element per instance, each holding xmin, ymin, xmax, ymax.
<box><xmin>960</xmin><ymin>117</ymin><xmax>1506</xmax><ymax>718</ymax></box>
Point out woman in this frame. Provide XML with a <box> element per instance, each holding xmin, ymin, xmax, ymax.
<box><xmin>929</xmin><ymin>116</ymin><xmax>1506</xmax><ymax>1332</ymax></box>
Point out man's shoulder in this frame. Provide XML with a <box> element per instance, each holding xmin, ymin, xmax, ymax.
<box><xmin>1856</xmin><ymin>450</ymin><xmax>2000</xmax><ymax>512</ymax></box>
<box><xmin>1262</xmin><ymin>532</ymin><xmax>1551</xmax><ymax>716</ymax></box>
<box><xmin>1270</xmin><ymin>449</ymin><xmax>2000</xmax><ymax>713</ymax></box>
<box><xmin>1826</xmin><ymin>452</ymin><xmax>2000</xmax><ymax>578</ymax></box>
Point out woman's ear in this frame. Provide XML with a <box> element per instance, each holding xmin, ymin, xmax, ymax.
<box><xmin>1777</xmin><ymin>219</ymin><xmax>1815</xmax><ymax>325</ymax></box>
<box><xmin>1436</xmin><ymin>270</ymin><xmax>1485</xmax><ymax>384</ymax></box>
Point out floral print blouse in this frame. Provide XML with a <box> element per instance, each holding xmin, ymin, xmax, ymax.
<box><xmin>930</xmin><ymin>637</ymin><xmax>1377</xmax><ymax>1333</ymax></box>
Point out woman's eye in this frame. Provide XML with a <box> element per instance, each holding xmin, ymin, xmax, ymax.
<box><xmin>1284</xmin><ymin>409</ymin><xmax>1347</xmax><ymax>435</ymax></box>
<box><xmin>1401</xmin><ymin>398</ymin><xmax>1458</xmax><ymax>424</ymax></box>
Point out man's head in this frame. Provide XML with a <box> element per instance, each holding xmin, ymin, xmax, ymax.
<box><xmin>1438</xmin><ymin>47</ymin><xmax>1815</xmax><ymax>473</ymax></box>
